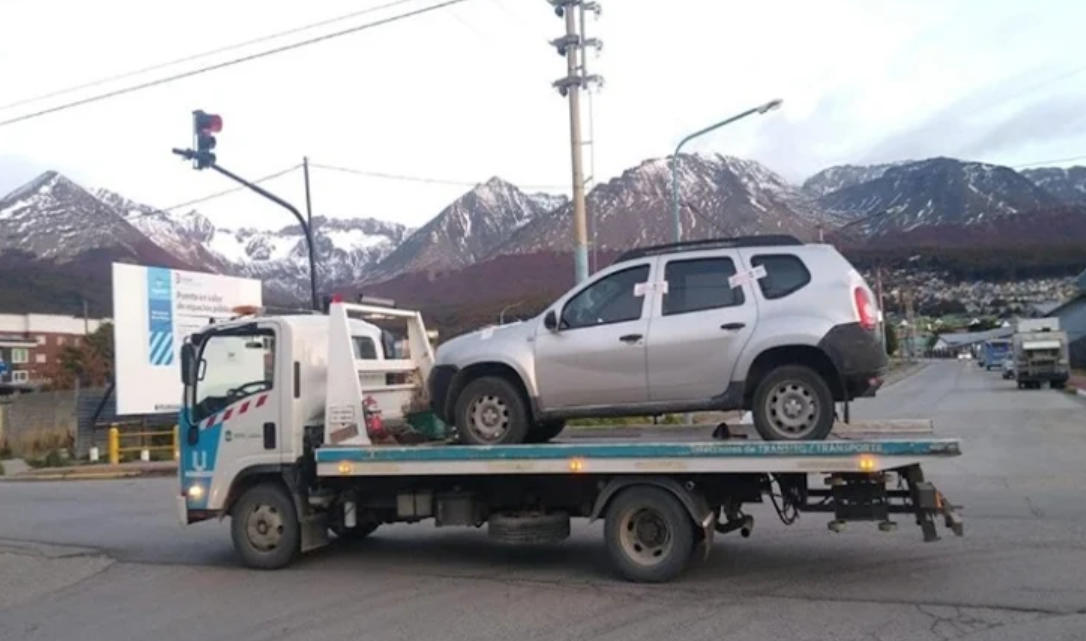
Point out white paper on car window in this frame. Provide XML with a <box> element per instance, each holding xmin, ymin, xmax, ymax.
<box><xmin>633</xmin><ymin>282</ymin><xmax>649</xmax><ymax>297</ymax></box>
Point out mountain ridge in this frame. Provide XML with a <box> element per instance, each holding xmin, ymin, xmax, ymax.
<box><xmin>2</xmin><ymin>154</ymin><xmax>1085</xmax><ymax>313</ymax></box>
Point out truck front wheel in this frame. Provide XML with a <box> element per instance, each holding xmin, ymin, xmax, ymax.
<box><xmin>230</xmin><ymin>482</ymin><xmax>301</xmax><ymax>570</ymax></box>
<box><xmin>604</xmin><ymin>486</ymin><xmax>695</xmax><ymax>583</ymax></box>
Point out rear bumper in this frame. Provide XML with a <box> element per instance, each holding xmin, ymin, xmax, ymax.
<box><xmin>428</xmin><ymin>365</ymin><xmax>459</xmax><ymax>424</ymax></box>
<box><xmin>818</xmin><ymin>322</ymin><xmax>889</xmax><ymax>399</ymax></box>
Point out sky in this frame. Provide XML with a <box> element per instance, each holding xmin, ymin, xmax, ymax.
<box><xmin>1</xmin><ymin>0</ymin><xmax>1085</xmax><ymax>231</ymax></box>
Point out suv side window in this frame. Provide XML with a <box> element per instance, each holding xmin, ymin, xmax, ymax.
<box><xmin>561</xmin><ymin>265</ymin><xmax>650</xmax><ymax>329</ymax></box>
<box><xmin>750</xmin><ymin>254</ymin><xmax>811</xmax><ymax>300</ymax></box>
<box><xmin>663</xmin><ymin>257</ymin><xmax>743</xmax><ymax>316</ymax></box>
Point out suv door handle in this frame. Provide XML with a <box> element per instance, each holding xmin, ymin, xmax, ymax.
<box><xmin>720</xmin><ymin>322</ymin><xmax>746</xmax><ymax>331</ymax></box>
<box><xmin>619</xmin><ymin>333</ymin><xmax>643</xmax><ymax>343</ymax></box>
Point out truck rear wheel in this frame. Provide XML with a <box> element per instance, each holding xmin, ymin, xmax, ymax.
<box><xmin>454</xmin><ymin>376</ymin><xmax>530</xmax><ymax>445</ymax></box>
<box><xmin>751</xmin><ymin>364</ymin><xmax>835</xmax><ymax>441</ymax></box>
<box><xmin>604</xmin><ymin>486</ymin><xmax>695</xmax><ymax>583</ymax></box>
<box><xmin>230</xmin><ymin>482</ymin><xmax>300</xmax><ymax>570</ymax></box>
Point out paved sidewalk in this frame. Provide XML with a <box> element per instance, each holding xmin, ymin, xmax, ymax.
<box><xmin>1</xmin><ymin>460</ymin><xmax>177</xmax><ymax>482</ymax></box>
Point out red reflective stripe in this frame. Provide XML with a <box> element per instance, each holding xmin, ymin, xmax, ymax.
<box><xmin>223</xmin><ymin>408</ymin><xmax>233</xmax><ymax>422</ymax></box>
<box><xmin>256</xmin><ymin>394</ymin><xmax>268</xmax><ymax>408</ymax></box>
<box><xmin>239</xmin><ymin>401</ymin><xmax>251</xmax><ymax>415</ymax></box>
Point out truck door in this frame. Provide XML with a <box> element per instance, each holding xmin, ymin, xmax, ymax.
<box><xmin>180</xmin><ymin>324</ymin><xmax>282</xmax><ymax>513</ymax></box>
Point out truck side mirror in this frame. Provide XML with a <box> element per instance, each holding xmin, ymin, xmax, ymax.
<box><xmin>544</xmin><ymin>310</ymin><xmax>559</xmax><ymax>331</ymax></box>
<box><xmin>180</xmin><ymin>343</ymin><xmax>195</xmax><ymax>384</ymax></box>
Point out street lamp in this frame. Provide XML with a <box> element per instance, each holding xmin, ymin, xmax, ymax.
<box><xmin>669</xmin><ymin>98</ymin><xmax>783</xmax><ymax>242</ymax></box>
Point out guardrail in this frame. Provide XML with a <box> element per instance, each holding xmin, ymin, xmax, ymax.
<box><xmin>107</xmin><ymin>425</ymin><xmax>179</xmax><ymax>465</ymax></box>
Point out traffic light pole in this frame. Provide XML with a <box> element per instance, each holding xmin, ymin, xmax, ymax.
<box><xmin>170</xmin><ymin>148</ymin><xmax>319</xmax><ymax>311</ymax></box>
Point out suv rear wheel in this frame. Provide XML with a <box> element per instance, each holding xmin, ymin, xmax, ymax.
<box><xmin>751</xmin><ymin>364</ymin><xmax>835</xmax><ymax>441</ymax></box>
<box><xmin>454</xmin><ymin>376</ymin><xmax>531</xmax><ymax>445</ymax></box>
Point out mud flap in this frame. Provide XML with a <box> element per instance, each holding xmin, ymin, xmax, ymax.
<box><xmin>301</xmin><ymin>512</ymin><xmax>330</xmax><ymax>553</ymax></box>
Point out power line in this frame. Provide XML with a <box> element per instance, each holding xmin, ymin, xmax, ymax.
<box><xmin>0</xmin><ymin>0</ymin><xmax>474</xmax><ymax>128</ymax></box>
<box><xmin>157</xmin><ymin>165</ymin><xmax>302</xmax><ymax>214</ymax></box>
<box><xmin>0</xmin><ymin>0</ymin><xmax>425</xmax><ymax>113</ymax></box>
<box><xmin>309</xmin><ymin>162</ymin><xmax>566</xmax><ymax>190</ymax></box>
<box><xmin>1012</xmin><ymin>154</ymin><xmax>1086</xmax><ymax>168</ymax></box>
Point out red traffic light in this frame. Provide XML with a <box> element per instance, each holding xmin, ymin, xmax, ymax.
<box><xmin>199</xmin><ymin>113</ymin><xmax>223</xmax><ymax>133</ymax></box>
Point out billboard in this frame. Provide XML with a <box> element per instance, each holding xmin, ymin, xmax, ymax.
<box><xmin>112</xmin><ymin>263</ymin><xmax>262</xmax><ymax>415</ymax></box>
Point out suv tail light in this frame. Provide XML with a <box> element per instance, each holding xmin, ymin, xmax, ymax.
<box><xmin>853</xmin><ymin>286</ymin><xmax>877</xmax><ymax>331</ymax></box>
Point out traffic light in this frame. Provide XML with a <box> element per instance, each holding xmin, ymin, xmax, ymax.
<box><xmin>191</xmin><ymin>110</ymin><xmax>222</xmax><ymax>170</ymax></box>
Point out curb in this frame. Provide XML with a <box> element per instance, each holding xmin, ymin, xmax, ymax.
<box><xmin>1</xmin><ymin>466</ymin><xmax>177</xmax><ymax>482</ymax></box>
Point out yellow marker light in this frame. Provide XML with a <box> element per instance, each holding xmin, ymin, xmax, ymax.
<box><xmin>568</xmin><ymin>457</ymin><xmax>585</xmax><ymax>473</ymax></box>
<box><xmin>338</xmin><ymin>461</ymin><xmax>353</xmax><ymax>475</ymax></box>
<box><xmin>858</xmin><ymin>454</ymin><xmax>878</xmax><ymax>472</ymax></box>
<box><xmin>187</xmin><ymin>484</ymin><xmax>204</xmax><ymax>500</ymax></box>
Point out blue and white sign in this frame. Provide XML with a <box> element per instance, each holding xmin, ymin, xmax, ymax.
<box><xmin>146</xmin><ymin>267</ymin><xmax>175</xmax><ymax>367</ymax></box>
<box><xmin>112</xmin><ymin>263</ymin><xmax>262</xmax><ymax>415</ymax></box>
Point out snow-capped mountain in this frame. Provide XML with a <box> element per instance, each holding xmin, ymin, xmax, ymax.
<box><xmin>815</xmin><ymin>157</ymin><xmax>1060</xmax><ymax>236</ymax></box>
<box><xmin>499</xmin><ymin>153</ymin><xmax>823</xmax><ymax>255</ymax></box>
<box><xmin>368</xmin><ymin>177</ymin><xmax>558</xmax><ymax>280</ymax></box>
<box><xmin>95</xmin><ymin>189</ymin><xmax>231</xmax><ymax>270</ymax></box>
<box><xmin>4</xmin><ymin>153</ymin><xmax>1086</xmax><ymax>315</ymax></box>
<box><xmin>0</xmin><ymin>172</ymin><xmax>182</xmax><ymax>266</ymax></box>
<box><xmin>1021</xmin><ymin>166</ymin><xmax>1086</xmax><ymax>204</ymax></box>
<box><xmin>801</xmin><ymin>162</ymin><xmax>903</xmax><ymax>198</ymax></box>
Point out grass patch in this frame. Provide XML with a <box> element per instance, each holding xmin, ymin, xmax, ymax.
<box><xmin>25</xmin><ymin>449</ymin><xmax>69</xmax><ymax>469</ymax></box>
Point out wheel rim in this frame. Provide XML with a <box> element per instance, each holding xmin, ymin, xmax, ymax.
<box><xmin>467</xmin><ymin>394</ymin><xmax>510</xmax><ymax>442</ymax></box>
<box><xmin>764</xmin><ymin>379</ymin><xmax>819</xmax><ymax>438</ymax></box>
<box><xmin>619</xmin><ymin>507</ymin><xmax>673</xmax><ymax>566</ymax></box>
<box><xmin>245</xmin><ymin>504</ymin><xmax>285</xmax><ymax>552</ymax></box>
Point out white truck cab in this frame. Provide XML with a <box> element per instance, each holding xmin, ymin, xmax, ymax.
<box><xmin>177</xmin><ymin>299</ymin><xmax>433</xmax><ymax>522</ymax></box>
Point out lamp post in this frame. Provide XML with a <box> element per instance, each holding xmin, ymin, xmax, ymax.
<box><xmin>669</xmin><ymin>98</ymin><xmax>783</xmax><ymax>242</ymax></box>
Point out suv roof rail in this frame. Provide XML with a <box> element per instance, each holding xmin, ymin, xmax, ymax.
<box><xmin>614</xmin><ymin>234</ymin><xmax>804</xmax><ymax>263</ymax></box>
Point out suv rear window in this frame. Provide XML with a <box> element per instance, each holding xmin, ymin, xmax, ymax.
<box><xmin>750</xmin><ymin>254</ymin><xmax>811</xmax><ymax>300</ymax></box>
<box><xmin>663</xmin><ymin>257</ymin><xmax>743</xmax><ymax>316</ymax></box>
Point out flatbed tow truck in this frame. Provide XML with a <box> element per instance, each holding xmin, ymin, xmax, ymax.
<box><xmin>177</xmin><ymin>298</ymin><xmax>963</xmax><ymax>583</ymax></box>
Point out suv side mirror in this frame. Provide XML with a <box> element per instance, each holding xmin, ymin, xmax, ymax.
<box><xmin>180</xmin><ymin>343</ymin><xmax>195</xmax><ymax>384</ymax></box>
<box><xmin>544</xmin><ymin>310</ymin><xmax>559</xmax><ymax>331</ymax></box>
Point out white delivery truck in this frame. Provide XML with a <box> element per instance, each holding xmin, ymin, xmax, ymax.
<box><xmin>176</xmin><ymin>297</ymin><xmax>963</xmax><ymax>583</ymax></box>
<box><xmin>1013</xmin><ymin>317</ymin><xmax>1070</xmax><ymax>390</ymax></box>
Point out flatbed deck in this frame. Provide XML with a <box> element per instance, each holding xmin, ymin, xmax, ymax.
<box><xmin>316</xmin><ymin>419</ymin><xmax>960</xmax><ymax>477</ymax></box>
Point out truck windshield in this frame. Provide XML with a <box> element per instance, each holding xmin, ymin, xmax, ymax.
<box><xmin>192</xmin><ymin>329</ymin><xmax>275</xmax><ymax>424</ymax></box>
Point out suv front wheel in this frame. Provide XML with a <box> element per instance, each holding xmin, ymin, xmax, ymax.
<box><xmin>751</xmin><ymin>364</ymin><xmax>835</xmax><ymax>441</ymax></box>
<box><xmin>454</xmin><ymin>376</ymin><xmax>531</xmax><ymax>445</ymax></box>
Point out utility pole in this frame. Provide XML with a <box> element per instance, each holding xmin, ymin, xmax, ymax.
<box><xmin>550</xmin><ymin>0</ymin><xmax>602</xmax><ymax>284</ymax></box>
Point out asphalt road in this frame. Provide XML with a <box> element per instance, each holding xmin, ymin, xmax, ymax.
<box><xmin>2</xmin><ymin>361</ymin><xmax>1085</xmax><ymax>641</ymax></box>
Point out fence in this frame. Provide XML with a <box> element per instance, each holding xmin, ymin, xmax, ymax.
<box><xmin>105</xmin><ymin>423</ymin><xmax>179</xmax><ymax>464</ymax></box>
<box><xmin>0</xmin><ymin>388</ymin><xmax>80</xmax><ymax>457</ymax></box>
<box><xmin>1</xmin><ymin>384</ymin><xmax>177</xmax><ymax>459</ymax></box>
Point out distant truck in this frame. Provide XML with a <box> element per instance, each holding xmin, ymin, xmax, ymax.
<box><xmin>1013</xmin><ymin>318</ymin><xmax>1070</xmax><ymax>389</ymax></box>
<box><xmin>980</xmin><ymin>339</ymin><xmax>1011</xmax><ymax>371</ymax></box>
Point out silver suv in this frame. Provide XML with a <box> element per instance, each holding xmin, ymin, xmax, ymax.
<box><xmin>428</xmin><ymin>235</ymin><xmax>888</xmax><ymax>445</ymax></box>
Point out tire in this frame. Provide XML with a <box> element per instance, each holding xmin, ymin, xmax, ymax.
<box><xmin>525</xmin><ymin>419</ymin><xmax>567</xmax><ymax>444</ymax></box>
<box><xmin>454</xmin><ymin>376</ymin><xmax>530</xmax><ymax>445</ymax></box>
<box><xmin>1052</xmin><ymin>380</ymin><xmax>1067</xmax><ymax>390</ymax></box>
<box><xmin>488</xmin><ymin>511</ymin><xmax>571</xmax><ymax>544</ymax></box>
<box><xmin>230</xmin><ymin>483</ymin><xmax>300</xmax><ymax>570</ymax></box>
<box><xmin>750</xmin><ymin>364</ymin><xmax>835</xmax><ymax>441</ymax></box>
<box><xmin>604</xmin><ymin>486</ymin><xmax>695</xmax><ymax>583</ymax></box>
